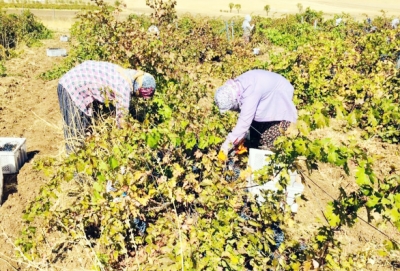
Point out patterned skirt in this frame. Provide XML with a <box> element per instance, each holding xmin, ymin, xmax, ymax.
<box><xmin>57</xmin><ymin>84</ymin><xmax>91</xmax><ymax>154</ymax></box>
<box><xmin>57</xmin><ymin>84</ymin><xmax>116</xmax><ymax>154</ymax></box>
<box><xmin>248</xmin><ymin>120</ymin><xmax>291</xmax><ymax>150</ymax></box>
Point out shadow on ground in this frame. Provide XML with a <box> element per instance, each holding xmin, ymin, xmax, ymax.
<box><xmin>1</xmin><ymin>150</ymin><xmax>39</xmax><ymax>204</ymax></box>
<box><xmin>1</xmin><ymin>173</ymin><xmax>18</xmax><ymax>204</ymax></box>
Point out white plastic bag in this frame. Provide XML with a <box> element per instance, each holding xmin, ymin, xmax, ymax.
<box><xmin>247</xmin><ymin>148</ymin><xmax>304</xmax><ymax>212</ymax></box>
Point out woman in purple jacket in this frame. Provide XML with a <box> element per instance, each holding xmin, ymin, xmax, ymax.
<box><xmin>214</xmin><ymin>69</ymin><xmax>297</xmax><ymax>160</ymax></box>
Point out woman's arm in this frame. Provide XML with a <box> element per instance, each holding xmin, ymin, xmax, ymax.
<box><xmin>221</xmin><ymin>94</ymin><xmax>260</xmax><ymax>153</ymax></box>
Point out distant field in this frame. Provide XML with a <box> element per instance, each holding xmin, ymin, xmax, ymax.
<box><xmin>123</xmin><ymin>0</ymin><xmax>400</xmax><ymax>19</ymax></box>
<box><xmin>4</xmin><ymin>0</ymin><xmax>400</xmax><ymax>32</ymax></box>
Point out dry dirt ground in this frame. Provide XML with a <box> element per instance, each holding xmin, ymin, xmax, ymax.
<box><xmin>0</xmin><ymin>4</ymin><xmax>400</xmax><ymax>270</ymax></box>
<box><xmin>0</xmin><ymin>38</ymin><xmax>67</xmax><ymax>270</ymax></box>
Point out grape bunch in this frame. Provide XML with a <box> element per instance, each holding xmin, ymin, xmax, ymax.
<box><xmin>299</xmin><ymin>241</ymin><xmax>307</xmax><ymax>251</ymax></box>
<box><xmin>152</xmin><ymin>169</ymin><xmax>161</xmax><ymax>178</ymax></box>
<box><xmin>192</xmin><ymin>165</ymin><xmax>200</xmax><ymax>174</ymax></box>
<box><xmin>225</xmin><ymin>159</ymin><xmax>241</xmax><ymax>182</ymax></box>
<box><xmin>271</xmin><ymin>223</ymin><xmax>284</xmax><ymax>250</ymax></box>
<box><xmin>156</xmin><ymin>151</ymin><xmax>164</xmax><ymax>161</ymax></box>
<box><xmin>0</xmin><ymin>143</ymin><xmax>17</xmax><ymax>151</ymax></box>
<box><xmin>133</xmin><ymin>218</ymin><xmax>147</xmax><ymax>235</ymax></box>
<box><xmin>239</xmin><ymin>210</ymin><xmax>250</xmax><ymax>220</ymax></box>
<box><xmin>379</xmin><ymin>54</ymin><xmax>389</xmax><ymax>61</ymax></box>
<box><xmin>266</xmin><ymin>223</ymin><xmax>285</xmax><ymax>260</ymax></box>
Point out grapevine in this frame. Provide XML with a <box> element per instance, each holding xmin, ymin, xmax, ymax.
<box><xmin>12</xmin><ymin>0</ymin><xmax>400</xmax><ymax>270</ymax></box>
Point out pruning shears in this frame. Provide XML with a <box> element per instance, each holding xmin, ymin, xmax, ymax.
<box><xmin>230</xmin><ymin>137</ymin><xmax>248</xmax><ymax>156</ymax></box>
<box><xmin>218</xmin><ymin>137</ymin><xmax>248</xmax><ymax>163</ymax></box>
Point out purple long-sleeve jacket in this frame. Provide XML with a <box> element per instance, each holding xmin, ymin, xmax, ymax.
<box><xmin>221</xmin><ymin>70</ymin><xmax>297</xmax><ymax>153</ymax></box>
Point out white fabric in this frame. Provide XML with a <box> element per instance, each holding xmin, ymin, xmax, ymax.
<box><xmin>247</xmin><ymin>148</ymin><xmax>304</xmax><ymax>213</ymax></box>
<box><xmin>214</xmin><ymin>83</ymin><xmax>236</xmax><ymax>114</ymax></box>
<box><xmin>148</xmin><ymin>25</ymin><xmax>160</xmax><ymax>35</ymax></box>
<box><xmin>242</xmin><ymin>14</ymin><xmax>254</xmax><ymax>34</ymax></box>
<box><xmin>242</xmin><ymin>20</ymin><xmax>254</xmax><ymax>34</ymax></box>
<box><xmin>392</xmin><ymin>18</ymin><xmax>399</xmax><ymax>29</ymax></box>
<box><xmin>106</xmin><ymin>180</ymin><xmax>117</xmax><ymax>192</ymax></box>
<box><xmin>230</xmin><ymin>86</ymin><xmax>240</xmax><ymax>111</ymax></box>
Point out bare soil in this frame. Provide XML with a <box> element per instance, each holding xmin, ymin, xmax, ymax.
<box><xmin>0</xmin><ymin>37</ymin><xmax>67</xmax><ymax>270</ymax></box>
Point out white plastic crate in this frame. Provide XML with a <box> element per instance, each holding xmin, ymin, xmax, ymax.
<box><xmin>60</xmin><ymin>35</ymin><xmax>69</xmax><ymax>42</ymax></box>
<box><xmin>0</xmin><ymin>137</ymin><xmax>28</xmax><ymax>174</ymax></box>
<box><xmin>46</xmin><ymin>48</ymin><xmax>67</xmax><ymax>57</ymax></box>
<box><xmin>247</xmin><ymin>148</ymin><xmax>304</xmax><ymax>212</ymax></box>
<box><xmin>253</xmin><ymin>48</ymin><xmax>260</xmax><ymax>55</ymax></box>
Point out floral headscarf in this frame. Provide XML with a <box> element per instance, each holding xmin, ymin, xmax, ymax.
<box><xmin>214</xmin><ymin>79</ymin><xmax>240</xmax><ymax>114</ymax></box>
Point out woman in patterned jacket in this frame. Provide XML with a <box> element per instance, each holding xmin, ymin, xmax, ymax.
<box><xmin>57</xmin><ymin>60</ymin><xmax>156</xmax><ymax>153</ymax></box>
<box><xmin>214</xmin><ymin>69</ymin><xmax>297</xmax><ymax>161</ymax></box>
